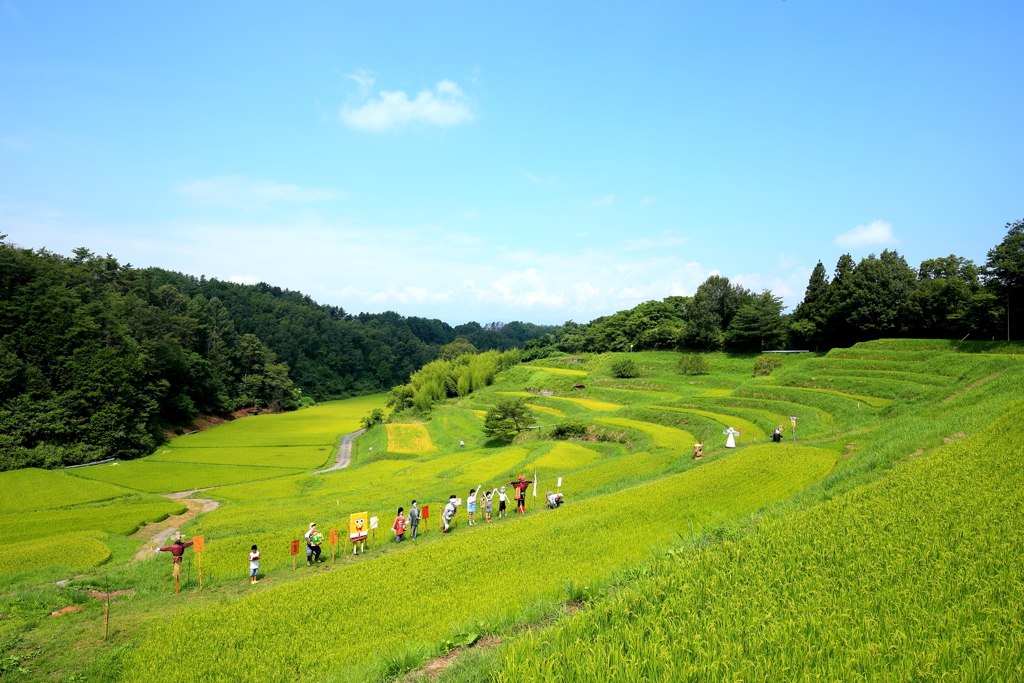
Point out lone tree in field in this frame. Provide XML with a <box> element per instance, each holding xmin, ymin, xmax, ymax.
<box><xmin>438</xmin><ymin>337</ymin><xmax>479</xmax><ymax>361</ymax></box>
<box><xmin>483</xmin><ymin>397</ymin><xmax>536</xmax><ymax>439</ymax></box>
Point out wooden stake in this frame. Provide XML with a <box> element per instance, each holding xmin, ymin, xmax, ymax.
<box><xmin>104</xmin><ymin>597</ymin><xmax>109</xmax><ymax>640</ymax></box>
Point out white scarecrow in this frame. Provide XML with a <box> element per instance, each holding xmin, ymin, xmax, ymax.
<box><xmin>723</xmin><ymin>427</ymin><xmax>741</xmax><ymax>448</ymax></box>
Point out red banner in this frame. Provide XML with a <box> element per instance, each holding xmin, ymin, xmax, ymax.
<box><xmin>421</xmin><ymin>505</ymin><xmax>430</xmax><ymax>519</ymax></box>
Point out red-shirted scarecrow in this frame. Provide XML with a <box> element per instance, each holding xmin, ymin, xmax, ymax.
<box><xmin>507</xmin><ymin>475</ymin><xmax>534</xmax><ymax>514</ymax></box>
<box><xmin>158</xmin><ymin>534</ymin><xmax>194</xmax><ymax>593</ymax></box>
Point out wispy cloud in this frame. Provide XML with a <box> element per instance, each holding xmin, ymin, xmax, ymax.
<box><xmin>775</xmin><ymin>252</ymin><xmax>800</xmax><ymax>270</ymax></box>
<box><xmin>340</xmin><ymin>79</ymin><xmax>474</xmax><ymax>132</ymax></box>
<box><xmin>834</xmin><ymin>219</ymin><xmax>900</xmax><ymax>249</ymax></box>
<box><xmin>344</xmin><ymin>68</ymin><xmax>375</xmax><ymax>97</ymax></box>
<box><xmin>524</xmin><ymin>172</ymin><xmax>559</xmax><ymax>187</ymax></box>
<box><xmin>591</xmin><ymin>194</ymin><xmax>615</xmax><ymax>207</ymax></box>
<box><xmin>640</xmin><ymin>197</ymin><xmax>657</xmax><ymax>205</ymax></box>
<box><xmin>176</xmin><ymin>175</ymin><xmax>345</xmax><ymax>209</ymax></box>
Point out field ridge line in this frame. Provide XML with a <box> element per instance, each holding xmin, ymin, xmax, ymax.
<box><xmin>941</xmin><ymin>371</ymin><xmax>1003</xmax><ymax>403</ymax></box>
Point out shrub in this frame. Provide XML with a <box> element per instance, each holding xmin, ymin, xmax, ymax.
<box><xmin>610</xmin><ymin>358</ymin><xmax>641</xmax><ymax>378</ymax></box>
<box><xmin>359</xmin><ymin>408</ymin><xmax>386</xmax><ymax>430</ymax></box>
<box><xmin>678</xmin><ymin>354</ymin><xmax>710</xmax><ymax>375</ymax></box>
<box><xmin>753</xmin><ymin>355</ymin><xmax>784</xmax><ymax>376</ymax></box>
<box><xmin>551</xmin><ymin>421</ymin><xmax>589</xmax><ymax>439</ymax></box>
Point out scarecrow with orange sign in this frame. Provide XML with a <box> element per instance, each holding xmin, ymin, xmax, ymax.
<box><xmin>349</xmin><ymin>512</ymin><xmax>368</xmax><ymax>554</ymax></box>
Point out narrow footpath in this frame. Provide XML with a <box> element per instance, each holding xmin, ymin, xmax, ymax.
<box><xmin>132</xmin><ymin>494</ymin><xmax>220</xmax><ymax>560</ymax></box>
<box><xmin>315</xmin><ymin>429</ymin><xmax>365</xmax><ymax>473</ymax></box>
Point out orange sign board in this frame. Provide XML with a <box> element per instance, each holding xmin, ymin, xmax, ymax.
<box><xmin>329</xmin><ymin>529</ymin><xmax>338</xmax><ymax>545</ymax></box>
<box><xmin>290</xmin><ymin>539</ymin><xmax>300</xmax><ymax>556</ymax></box>
<box><xmin>192</xmin><ymin>535</ymin><xmax>205</xmax><ymax>553</ymax></box>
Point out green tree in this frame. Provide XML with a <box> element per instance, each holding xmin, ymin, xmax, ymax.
<box><xmin>609</xmin><ymin>357</ymin><xmax>640</xmax><ymax>378</ymax></box>
<box><xmin>845</xmin><ymin>250</ymin><xmax>918</xmax><ymax>339</ymax></box>
<box><xmin>790</xmin><ymin>261</ymin><xmax>830</xmax><ymax>349</ymax></box>
<box><xmin>438</xmin><ymin>337</ymin><xmax>479</xmax><ymax>361</ymax></box>
<box><xmin>984</xmin><ymin>218</ymin><xmax>1024</xmax><ymax>339</ymax></box>
<box><xmin>723</xmin><ymin>291</ymin><xmax>787</xmax><ymax>352</ymax></box>
<box><xmin>678</xmin><ymin>353</ymin><xmax>710</xmax><ymax>375</ymax></box>
<box><xmin>482</xmin><ymin>397</ymin><xmax>536</xmax><ymax>439</ymax></box>
<box><xmin>681</xmin><ymin>276</ymin><xmax>752</xmax><ymax>351</ymax></box>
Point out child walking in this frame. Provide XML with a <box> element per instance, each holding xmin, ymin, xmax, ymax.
<box><xmin>249</xmin><ymin>545</ymin><xmax>260</xmax><ymax>584</ymax></box>
<box><xmin>467</xmin><ymin>489</ymin><xmax>478</xmax><ymax>526</ymax></box>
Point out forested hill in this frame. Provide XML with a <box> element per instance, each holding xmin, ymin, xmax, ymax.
<box><xmin>0</xmin><ymin>241</ymin><xmax>553</xmax><ymax>470</ymax></box>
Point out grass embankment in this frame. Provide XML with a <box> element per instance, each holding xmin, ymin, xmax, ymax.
<box><xmin>462</xmin><ymin>400</ymin><xmax>1024</xmax><ymax>682</ymax></box>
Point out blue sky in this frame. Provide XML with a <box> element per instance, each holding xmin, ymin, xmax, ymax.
<box><xmin>2</xmin><ymin>1</ymin><xmax>1022</xmax><ymax>325</ymax></box>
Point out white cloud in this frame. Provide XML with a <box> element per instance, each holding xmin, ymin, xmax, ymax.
<box><xmin>833</xmin><ymin>219</ymin><xmax>900</xmax><ymax>249</ymax></box>
<box><xmin>345</xmin><ymin>69</ymin><xmax>375</xmax><ymax>97</ymax></box>
<box><xmin>640</xmin><ymin>197</ymin><xmax>657</xmax><ymax>205</ymax></box>
<box><xmin>591</xmin><ymin>194</ymin><xmax>615</xmax><ymax>207</ymax></box>
<box><xmin>775</xmin><ymin>252</ymin><xmax>801</xmax><ymax>270</ymax></box>
<box><xmin>229</xmin><ymin>275</ymin><xmax>260</xmax><ymax>285</ymax></box>
<box><xmin>177</xmin><ymin>175</ymin><xmax>345</xmax><ymax>209</ymax></box>
<box><xmin>340</xmin><ymin>79</ymin><xmax>474</xmax><ymax>132</ymax></box>
<box><xmin>524</xmin><ymin>172</ymin><xmax>559</xmax><ymax>187</ymax></box>
<box><xmin>4</xmin><ymin>206</ymin><xmax>799</xmax><ymax>323</ymax></box>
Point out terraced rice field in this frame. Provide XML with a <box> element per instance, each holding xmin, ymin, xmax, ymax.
<box><xmin>491</xmin><ymin>404</ymin><xmax>1024</xmax><ymax>682</ymax></box>
<box><xmin>9</xmin><ymin>341</ymin><xmax>1024</xmax><ymax>683</ymax></box>
<box><xmin>124</xmin><ymin>443</ymin><xmax>837</xmax><ymax>682</ymax></box>
<box><xmin>546</xmin><ymin>396</ymin><xmax>624</xmax><ymax>411</ymax></box>
<box><xmin>70</xmin><ymin>460</ymin><xmax>305</xmax><ymax>493</ymax></box>
<box><xmin>649</xmin><ymin>406</ymin><xmax>766</xmax><ymax>441</ymax></box>
<box><xmin>385</xmin><ymin>423</ymin><xmax>437</xmax><ymax>454</ymax></box>
<box><xmin>0</xmin><ymin>468</ymin><xmax>132</xmax><ymax>513</ymax></box>
<box><xmin>595</xmin><ymin>417</ymin><xmax>695</xmax><ymax>449</ymax></box>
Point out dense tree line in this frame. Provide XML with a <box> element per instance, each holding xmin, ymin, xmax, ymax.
<box><xmin>525</xmin><ymin>218</ymin><xmax>1024</xmax><ymax>357</ymax></box>
<box><xmin>0</xmin><ymin>240</ymin><xmax>551</xmax><ymax>470</ymax></box>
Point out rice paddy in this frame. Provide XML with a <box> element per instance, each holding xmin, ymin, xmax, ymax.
<box><xmin>6</xmin><ymin>341</ymin><xmax>1024</xmax><ymax>683</ymax></box>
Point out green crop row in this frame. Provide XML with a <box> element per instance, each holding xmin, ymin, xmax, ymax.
<box><xmin>0</xmin><ymin>496</ymin><xmax>185</xmax><ymax>546</ymax></box>
<box><xmin>148</xmin><ymin>445</ymin><xmax>334</xmax><ymax>469</ymax></box>
<box><xmin>488</xmin><ymin>402</ymin><xmax>1024</xmax><ymax>682</ymax></box>
<box><xmin>595</xmin><ymin>418</ymin><xmax>695</xmax><ymax>449</ymax></box>
<box><xmin>649</xmin><ymin>406</ymin><xmax>766</xmax><ymax>442</ymax></box>
<box><xmin>70</xmin><ymin>460</ymin><xmax>305</xmax><ymax>493</ymax></box>
<box><xmin>122</xmin><ymin>443</ymin><xmax>837</xmax><ymax>682</ymax></box>
<box><xmin>0</xmin><ymin>532</ymin><xmax>111</xmax><ymax>576</ymax></box>
<box><xmin>0</xmin><ymin>468</ymin><xmax>132</xmax><ymax>514</ymax></box>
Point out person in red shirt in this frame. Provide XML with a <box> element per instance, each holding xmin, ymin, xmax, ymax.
<box><xmin>507</xmin><ymin>475</ymin><xmax>534</xmax><ymax>513</ymax></box>
<box><xmin>158</xmin><ymin>535</ymin><xmax>194</xmax><ymax>593</ymax></box>
<box><xmin>392</xmin><ymin>507</ymin><xmax>406</xmax><ymax>543</ymax></box>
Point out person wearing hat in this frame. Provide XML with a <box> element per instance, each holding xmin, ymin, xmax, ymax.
<box><xmin>407</xmin><ymin>500</ymin><xmax>421</xmax><ymax>540</ymax></box>
<box><xmin>304</xmin><ymin>523</ymin><xmax>324</xmax><ymax>566</ymax></box>
<box><xmin>158</xmin><ymin>533</ymin><xmax>194</xmax><ymax>593</ymax></box>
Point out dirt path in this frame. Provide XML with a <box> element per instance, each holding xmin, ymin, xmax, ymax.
<box><xmin>315</xmin><ymin>429</ymin><xmax>365</xmax><ymax>473</ymax></box>
<box><xmin>132</xmin><ymin>496</ymin><xmax>220</xmax><ymax>561</ymax></box>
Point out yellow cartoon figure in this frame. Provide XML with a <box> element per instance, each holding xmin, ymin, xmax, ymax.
<box><xmin>349</xmin><ymin>512</ymin><xmax>368</xmax><ymax>555</ymax></box>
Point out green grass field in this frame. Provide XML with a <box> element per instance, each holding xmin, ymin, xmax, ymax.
<box><xmin>0</xmin><ymin>468</ymin><xmax>134</xmax><ymax>513</ymax></box>
<box><xmin>4</xmin><ymin>345</ymin><xmax>1024</xmax><ymax>683</ymax></box>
